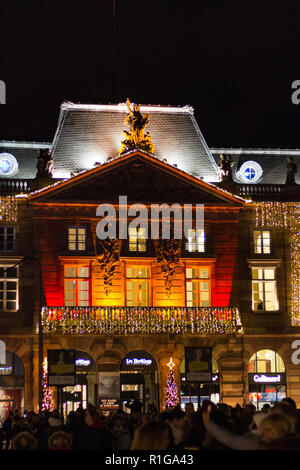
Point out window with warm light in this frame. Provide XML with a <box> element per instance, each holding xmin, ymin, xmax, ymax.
<box><xmin>0</xmin><ymin>226</ymin><xmax>15</xmax><ymax>251</ymax></box>
<box><xmin>252</xmin><ymin>267</ymin><xmax>278</xmax><ymax>311</ymax></box>
<box><xmin>126</xmin><ymin>266</ymin><xmax>150</xmax><ymax>307</ymax></box>
<box><xmin>64</xmin><ymin>266</ymin><xmax>90</xmax><ymax>306</ymax></box>
<box><xmin>68</xmin><ymin>227</ymin><xmax>86</xmax><ymax>251</ymax></box>
<box><xmin>248</xmin><ymin>350</ymin><xmax>285</xmax><ymax>373</ymax></box>
<box><xmin>253</xmin><ymin>230</ymin><xmax>271</xmax><ymax>254</ymax></box>
<box><xmin>186</xmin><ymin>229</ymin><xmax>205</xmax><ymax>253</ymax></box>
<box><xmin>128</xmin><ymin>227</ymin><xmax>146</xmax><ymax>252</ymax></box>
<box><xmin>186</xmin><ymin>267</ymin><xmax>210</xmax><ymax>307</ymax></box>
<box><xmin>0</xmin><ymin>265</ymin><xmax>18</xmax><ymax>311</ymax></box>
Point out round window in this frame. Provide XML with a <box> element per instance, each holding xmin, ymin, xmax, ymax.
<box><xmin>0</xmin><ymin>153</ymin><xmax>19</xmax><ymax>177</ymax></box>
<box><xmin>236</xmin><ymin>161</ymin><xmax>263</xmax><ymax>183</ymax></box>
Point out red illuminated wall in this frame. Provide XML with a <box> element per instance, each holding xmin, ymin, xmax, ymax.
<box><xmin>36</xmin><ymin>220</ymin><xmax>64</xmax><ymax>306</ymax></box>
<box><xmin>212</xmin><ymin>222</ymin><xmax>238</xmax><ymax>307</ymax></box>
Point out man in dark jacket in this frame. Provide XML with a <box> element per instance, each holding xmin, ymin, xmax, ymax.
<box><xmin>80</xmin><ymin>408</ymin><xmax>112</xmax><ymax>450</ymax></box>
<box><xmin>3</xmin><ymin>412</ymin><xmax>13</xmax><ymax>450</ymax></box>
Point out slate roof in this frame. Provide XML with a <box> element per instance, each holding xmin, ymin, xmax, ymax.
<box><xmin>50</xmin><ymin>102</ymin><xmax>219</xmax><ymax>182</ymax></box>
<box><xmin>0</xmin><ymin>141</ymin><xmax>51</xmax><ymax>179</ymax></box>
<box><xmin>210</xmin><ymin>148</ymin><xmax>300</xmax><ymax>185</ymax></box>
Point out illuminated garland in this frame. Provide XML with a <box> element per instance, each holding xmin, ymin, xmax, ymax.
<box><xmin>0</xmin><ymin>196</ymin><xmax>17</xmax><ymax>222</ymax></box>
<box><xmin>42</xmin><ymin>357</ymin><xmax>54</xmax><ymax>411</ymax></box>
<box><xmin>39</xmin><ymin>306</ymin><xmax>242</xmax><ymax>335</ymax></box>
<box><xmin>255</xmin><ymin>202</ymin><xmax>300</xmax><ymax>326</ymax></box>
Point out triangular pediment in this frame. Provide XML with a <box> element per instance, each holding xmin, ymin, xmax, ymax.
<box><xmin>29</xmin><ymin>151</ymin><xmax>245</xmax><ymax>206</ymax></box>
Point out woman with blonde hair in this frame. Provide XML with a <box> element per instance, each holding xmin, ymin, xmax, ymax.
<box><xmin>259</xmin><ymin>413</ymin><xmax>292</xmax><ymax>445</ymax></box>
<box><xmin>130</xmin><ymin>421</ymin><xmax>171</xmax><ymax>450</ymax></box>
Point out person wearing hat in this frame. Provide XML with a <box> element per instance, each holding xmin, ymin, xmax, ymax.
<box><xmin>12</xmin><ymin>431</ymin><xmax>37</xmax><ymax>450</ymax></box>
<box><xmin>48</xmin><ymin>431</ymin><xmax>72</xmax><ymax>450</ymax></box>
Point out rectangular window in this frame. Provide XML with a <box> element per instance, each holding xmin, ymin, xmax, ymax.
<box><xmin>252</xmin><ymin>267</ymin><xmax>278</xmax><ymax>311</ymax></box>
<box><xmin>187</xmin><ymin>229</ymin><xmax>205</xmax><ymax>253</ymax></box>
<box><xmin>64</xmin><ymin>265</ymin><xmax>90</xmax><ymax>306</ymax></box>
<box><xmin>186</xmin><ymin>267</ymin><xmax>210</xmax><ymax>307</ymax></box>
<box><xmin>68</xmin><ymin>227</ymin><xmax>86</xmax><ymax>251</ymax></box>
<box><xmin>0</xmin><ymin>227</ymin><xmax>15</xmax><ymax>251</ymax></box>
<box><xmin>129</xmin><ymin>227</ymin><xmax>146</xmax><ymax>252</ymax></box>
<box><xmin>0</xmin><ymin>266</ymin><xmax>18</xmax><ymax>311</ymax></box>
<box><xmin>126</xmin><ymin>266</ymin><xmax>150</xmax><ymax>306</ymax></box>
<box><xmin>253</xmin><ymin>230</ymin><xmax>271</xmax><ymax>254</ymax></box>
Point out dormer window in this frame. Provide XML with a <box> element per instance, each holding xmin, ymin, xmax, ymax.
<box><xmin>68</xmin><ymin>227</ymin><xmax>86</xmax><ymax>251</ymax></box>
<box><xmin>129</xmin><ymin>227</ymin><xmax>146</xmax><ymax>252</ymax></box>
<box><xmin>186</xmin><ymin>229</ymin><xmax>205</xmax><ymax>253</ymax></box>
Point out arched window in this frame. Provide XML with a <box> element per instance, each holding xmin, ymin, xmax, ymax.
<box><xmin>248</xmin><ymin>350</ymin><xmax>285</xmax><ymax>373</ymax></box>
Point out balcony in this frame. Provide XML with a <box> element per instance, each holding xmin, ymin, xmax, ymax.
<box><xmin>40</xmin><ymin>306</ymin><xmax>242</xmax><ymax>335</ymax></box>
<box><xmin>0</xmin><ymin>178</ymin><xmax>33</xmax><ymax>194</ymax></box>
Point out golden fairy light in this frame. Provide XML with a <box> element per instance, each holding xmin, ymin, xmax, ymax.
<box><xmin>0</xmin><ymin>196</ymin><xmax>17</xmax><ymax>222</ymax></box>
<box><xmin>167</xmin><ymin>357</ymin><xmax>175</xmax><ymax>370</ymax></box>
<box><xmin>255</xmin><ymin>202</ymin><xmax>300</xmax><ymax>326</ymax></box>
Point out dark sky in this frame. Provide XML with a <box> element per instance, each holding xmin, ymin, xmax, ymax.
<box><xmin>1</xmin><ymin>0</ymin><xmax>300</xmax><ymax>148</ymax></box>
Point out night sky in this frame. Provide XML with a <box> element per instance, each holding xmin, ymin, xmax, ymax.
<box><xmin>1</xmin><ymin>0</ymin><xmax>300</xmax><ymax>148</ymax></box>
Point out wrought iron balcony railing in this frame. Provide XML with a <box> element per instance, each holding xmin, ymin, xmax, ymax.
<box><xmin>40</xmin><ymin>306</ymin><xmax>242</xmax><ymax>335</ymax></box>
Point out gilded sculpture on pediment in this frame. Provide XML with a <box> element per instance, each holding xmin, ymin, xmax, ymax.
<box><xmin>119</xmin><ymin>98</ymin><xmax>155</xmax><ymax>155</ymax></box>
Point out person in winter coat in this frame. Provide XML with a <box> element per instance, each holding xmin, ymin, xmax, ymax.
<box><xmin>202</xmin><ymin>405</ymin><xmax>292</xmax><ymax>450</ymax></box>
<box><xmin>2</xmin><ymin>412</ymin><xmax>13</xmax><ymax>450</ymax></box>
<box><xmin>202</xmin><ymin>405</ymin><xmax>262</xmax><ymax>450</ymax></box>
<box><xmin>48</xmin><ymin>431</ymin><xmax>72</xmax><ymax>450</ymax></box>
<box><xmin>12</xmin><ymin>431</ymin><xmax>37</xmax><ymax>450</ymax></box>
<box><xmin>111</xmin><ymin>414</ymin><xmax>131</xmax><ymax>450</ymax></box>
<box><xmin>79</xmin><ymin>408</ymin><xmax>112</xmax><ymax>450</ymax></box>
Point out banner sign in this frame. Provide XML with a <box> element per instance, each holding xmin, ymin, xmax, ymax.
<box><xmin>248</xmin><ymin>373</ymin><xmax>286</xmax><ymax>385</ymax></box>
<box><xmin>47</xmin><ymin>349</ymin><xmax>76</xmax><ymax>386</ymax></box>
<box><xmin>185</xmin><ymin>347</ymin><xmax>212</xmax><ymax>382</ymax></box>
<box><xmin>99</xmin><ymin>372</ymin><xmax>120</xmax><ymax>402</ymax></box>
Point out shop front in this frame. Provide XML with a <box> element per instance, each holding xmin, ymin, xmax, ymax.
<box><xmin>0</xmin><ymin>351</ymin><xmax>24</xmax><ymax>423</ymax></box>
<box><xmin>180</xmin><ymin>356</ymin><xmax>220</xmax><ymax>410</ymax></box>
<box><xmin>61</xmin><ymin>351</ymin><xmax>96</xmax><ymax>418</ymax></box>
<box><xmin>119</xmin><ymin>350</ymin><xmax>159</xmax><ymax>413</ymax></box>
<box><xmin>248</xmin><ymin>349</ymin><xmax>286</xmax><ymax>410</ymax></box>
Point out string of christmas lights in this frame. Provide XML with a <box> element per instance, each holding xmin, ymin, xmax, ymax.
<box><xmin>0</xmin><ymin>196</ymin><xmax>17</xmax><ymax>222</ymax></box>
<box><xmin>42</xmin><ymin>357</ymin><xmax>54</xmax><ymax>411</ymax></box>
<box><xmin>39</xmin><ymin>306</ymin><xmax>242</xmax><ymax>335</ymax></box>
<box><xmin>255</xmin><ymin>202</ymin><xmax>300</xmax><ymax>326</ymax></box>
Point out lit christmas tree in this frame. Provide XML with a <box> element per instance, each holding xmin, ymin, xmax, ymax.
<box><xmin>165</xmin><ymin>357</ymin><xmax>179</xmax><ymax>408</ymax></box>
<box><xmin>42</xmin><ymin>357</ymin><xmax>54</xmax><ymax>411</ymax></box>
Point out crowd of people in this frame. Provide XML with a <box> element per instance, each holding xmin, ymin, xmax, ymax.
<box><xmin>1</xmin><ymin>397</ymin><xmax>300</xmax><ymax>450</ymax></box>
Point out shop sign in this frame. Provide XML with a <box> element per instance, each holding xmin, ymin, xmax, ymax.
<box><xmin>125</xmin><ymin>358</ymin><xmax>152</xmax><ymax>366</ymax></box>
<box><xmin>185</xmin><ymin>347</ymin><xmax>212</xmax><ymax>382</ymax></box>
<box><xmin>120</xmin><ymin>351</ymin><xmax>156</xmax><ymax>371</ymax></box>
<box><xmin>47</xmin><ymin>349</ymin><xmax>76</xmax><ymax>386</ymax></box>
<box><xmin>248</xmin><ymin>373</ymin><xmax>286</xmax><ymax>385</ymax></box>
<box><xmin>76</xmin><ymin>359</ymin><xmax>91</xmax><ymax>367</ymax></box>
<box><xmin>100</xmin><ymin>398</ymin><xmax>119</xmax><ymax>409</ymax></box>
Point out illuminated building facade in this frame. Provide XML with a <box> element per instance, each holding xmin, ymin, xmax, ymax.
<box><xmin>0</xmin><ymin>102</ymin><xmax>300</xmax><ymax>417</ymax></box>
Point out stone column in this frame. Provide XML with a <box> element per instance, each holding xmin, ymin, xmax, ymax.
<box><xmin>31</xmin><ymin>342</ymin><xmax>40</xmax><ymax>412</ymax></box>
<box><xmin>219</xmin><ymin>335</ymin><xmax>245</xmax><ymax>407</ymax></box>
